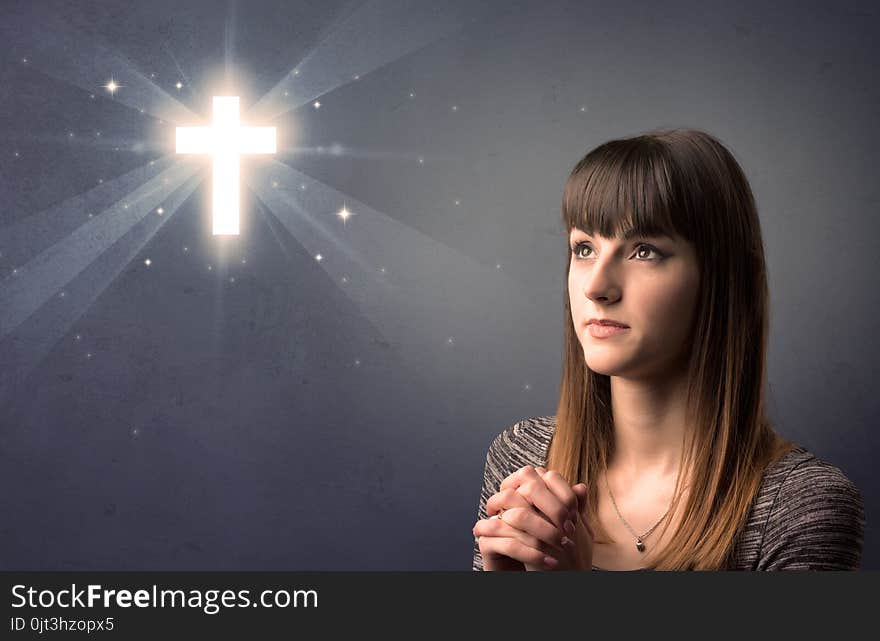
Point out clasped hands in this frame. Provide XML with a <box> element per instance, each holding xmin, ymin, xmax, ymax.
<box><xmin>474</xmin><ymin>465</ymin><xmax>594</xmax><ymax>571</ymax></box>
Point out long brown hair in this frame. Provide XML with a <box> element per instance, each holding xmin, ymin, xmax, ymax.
<box><xmin>548</xmin><ymin>128</ymin><xmax>794</xmax><ymax>570</ymax></box>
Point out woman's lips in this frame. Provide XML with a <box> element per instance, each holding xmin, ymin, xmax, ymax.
<box><xmin>587</xmin><ymin>324</ymin><xmax>629</xmax><ymax>339</ymax></box>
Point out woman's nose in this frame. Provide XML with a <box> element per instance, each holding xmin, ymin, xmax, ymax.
<box><xmin>582</xmin><ymin>261</ymin><xmax>621</xmax><ymax>303</ymax></box>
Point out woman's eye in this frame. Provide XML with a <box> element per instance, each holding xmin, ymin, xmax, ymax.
<box><xmin>634</xmin><ymin>244</ymin><xmax>663</xmax><ymax>260</ymax></box>
<box><xmin>571</xmin><ymin>242</ymin><xmax>593</xmax><ymax>259</ymax></box>
<box><xmin>570</xmin><ymin>242</ymin><xmax>664</xmax><ymax>261</ymax></box>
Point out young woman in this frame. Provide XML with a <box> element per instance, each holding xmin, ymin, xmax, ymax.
<box><xmin>472</xmin><ymin>129</ymin><xmax>865</xmax><ymax>571</ymax></box>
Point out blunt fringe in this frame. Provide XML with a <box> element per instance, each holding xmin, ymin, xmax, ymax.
<box><xmin>549</xmin><ymin>128</ymin><xmax>794</xmax><ymax>570</ymax></box>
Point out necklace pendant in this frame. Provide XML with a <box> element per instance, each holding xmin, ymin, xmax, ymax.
<box><xmin>636</xmin><ymin>539</ymin><xmax>645</xmax><ymax>552</ymax></box>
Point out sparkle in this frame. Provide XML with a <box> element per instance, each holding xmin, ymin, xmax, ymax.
<box><xmin>354</xmin><ymin>359</ymin><xmax>361</xmax><ymax>366</ymax></box>
<box><xmin>90</xmin><ymin>94</ymin><xmax>96</xmax><ymax>99</ymax></box>
<box><xmin>12</xmin><ymin>268</ymin><xmax>18</xmax><ymax>274</ymax></box>
<box><xmin>139</xmin><ymin>108</ymin><xmax>146</xmax><ymax>114</ymax></box>
<box><xmin>175</xmin><ymin>81</ymin><xmax>183</xmax><ymax>90</ymax></box>
<box><xmin>241</xmin><ymin>258</ymin><xmax>247</xmax><ymax>264</ymax></box>
<box><xmin>150</xmin><ymin>73</ymin><xmax>156</xmax><ymax>79</ymax></box>
<box><xmin>59</xmin><ymin>291</ymin><xmax>66</xmax><ymax>298</ymax></box>
<box><xmin>409</xmin><ymin>92</ymin><xmax>415</xmax><ymax>98</ymax></box>
<box><xmin>229</xmin><ymin>277</ymin><xmax>235</xmax><ymax>283</ymax></box>
<box><xmin>68</xmin><ymin>132</ymin><xmax>74</xmax><ymax>138</ymax></box>
<box><xmin>86</xmin><ymin>352</ymin><xmax>92</xmax><ymax>359</ymax></box>
<box><xmin>183</xmin><ymin>246</ymin><xmax>189</xmax><ymax>252</ymax></box>
<box><xmin>207</xmin><ymin>264</ymin><xmax>212</xmax><ymax>271</ymax></box>
<box><xmin>14</xmin><ymin>151</ymin><xmax>19</xmax><ymax>158</ymax></box>
<box><xmin>293</xmin><ymin>69</ymin><xmax>300</xmax><ymax>76</ymax></box>
<box><xmin>336</xmin><ymin>204</ymin><xmax>355</xmax><ymax>225</ymax></box>
<box><xmin>144</xmin><ymin>258</ymin><xmax>151</xmax><ymax>266</ymax></box>
<box><xmin>98</xmin><ymin>178</ymin><xmax>104</xmax><ymax>184</ymax></box>
<box><xmin>96</xmin><ymin>131</ymin><xmax>101</xmax><ymax>137</ymax></box>
<box><xmin>272</xmin><ymin>180</ymin><xmax>279</xmax><ymax>188</ymax></box>
<box><xmin>580</xmin><ymin>105</ymin><xmax>587</xmax><ymax>112</ymax></box>
<box><xmin>75</xmin><ymin>334</ymin><xmax>81</xmax><ymax>341</ymax></box>
<box><xmin>447</xmin><ymin>336</ymin><xmax>454</xmax><ymax>345</ymax></box>
<box><xmin>22</xmin><ymin>57</ymin><xmax>28</xmax><ymax>64</ymax></box>
<box><xmin>315</xmin><ymin>254</ymin><xmax>323</xmax><ymax>262</ymax></box>
<box><xmin>300</xmin><ymin>183</ymin><xmax>306</xmax><ymax>190</ymax></box>
<box><xmin>283</xmin><ymin>91</ymin><xmax>289</xmax><ymax>97</ymax></box>
<box><xmin>353</xmin><ymin>74</ymin><xmax>360</xmax><ymax>80</ymax></box>
<box><xmin>313</xmin><ymin>100</ymin><xmax>321</xmax><ymax>109</ymax></box>
<box><xmin>156</xmin><ymin>207</ymin><xmax>164</xmax><ymax>215</ymax></box>
<box><xmin>104</xmin><ymin>77</ymin><xmax>121</xmax><ymax>95</ymax></box>
<box><xmin>418</xmin><ymin>156</ymin><xmax>424</xmax><ymax>164</ymax></box>
<box><xmin>452</xmin><ymin>105</ymin><xmax>458</xmax><ymax>111</ymax></box>
<box><xmin>524</xmin><ymin>383</ymin><xmax>531</xmax><ymax>391</ymax></box>
<box><xmin>379</xmin><ymin>267</ymin><xmax>386</xmax><ymax>273</ymax></box>
<box><xmin>496</xmin><ymin>263</ymin><xmax>501</xmax><ymax>269</ymax></box>
<box><xmin>149</xmin><ymin>160</ymin><xmax>155</xmax><ymax>165</ymax></box>
<box><xmin>88</xmin><ymin>213</ymin><xmax>93</xmax><ymax>218</ymax></box>
<box><xmin>454</xmin><ymin>199</ymin><xmax>460</xmax><ymax>206</ymax></box>
<box><xmin>131</xmin><ymin>427</ymin><xmax>139</xmax><ymax>437</ymax></box>
<box><xmin>123</xmin><ymin>203</ymin><xmax>129</xmax><ymax>209</ymax></box>
<box><xmin>341</xmin><ymin>275</ymin><xmax>348</xmax><ymax>283</ymax></box>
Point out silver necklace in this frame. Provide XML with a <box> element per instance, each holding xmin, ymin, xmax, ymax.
<box><xmin>604</xmin><ymin>468</ymin><xmax>676</xmax><ymax>552</ymax></box>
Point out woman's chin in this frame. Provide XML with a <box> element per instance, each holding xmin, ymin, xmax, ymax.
<box><xmin>583</xmin><ymin>358</ymin><xmax>623</xmax><ymax>377</ymax></box>
<box><xmin>583</xmin><ymin>349</ymin><xmax>641</xmax><ymax>377</ymax></box>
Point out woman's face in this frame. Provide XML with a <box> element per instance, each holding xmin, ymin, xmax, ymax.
<box><xmin>567</xmin><ymin>227</ymin><xmax>701</xmax><ymax>380</ymax></box>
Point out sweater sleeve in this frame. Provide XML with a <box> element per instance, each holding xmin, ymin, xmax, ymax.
<box><xmin>472</xmin><ymin>423</ymin><xmax>522</xmax><ymax>571</ymax></box>
<box><xmin>756</xmin><ymin>458</ymin><xmax>865</xmax><ymax>570</ymax></box>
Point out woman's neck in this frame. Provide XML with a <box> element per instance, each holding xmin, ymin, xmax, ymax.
<box><xmin>607</xmin><ymin>372</ymin><xmax>690</xmax><ymax>482</ymax></box>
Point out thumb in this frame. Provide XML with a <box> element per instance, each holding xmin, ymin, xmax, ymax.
<box><xmin>572</xmin><ymin>483</ymin><xmax>588</xmax><ymax>517</ymax></box>
<box><xmin>572</xmin><ymin>483</ymin><xmax>595</xmax><ymax>539</ymax></box>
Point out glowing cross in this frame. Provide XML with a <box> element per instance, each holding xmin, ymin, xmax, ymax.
<box><xmin>176</xmin><ymin>96</ymin><xmax>276</xmax><ymax>235</ymax></box>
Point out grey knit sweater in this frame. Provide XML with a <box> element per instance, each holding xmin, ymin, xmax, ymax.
<box><xmin>472</xmin><ymin>416</ymin><xmax>865</xmax><ymax>571</ymax></box>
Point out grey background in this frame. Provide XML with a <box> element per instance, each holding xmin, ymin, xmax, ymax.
<box><xmin>0</xmin><ymin>0</ymin><xmax>877</xmax><ymax>569</ymax></box>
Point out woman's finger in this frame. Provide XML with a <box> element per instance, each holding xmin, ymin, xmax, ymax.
<box><xmin>539</xmin><ymin>470</ymin><xmax>581</xmax><ymax>522</ymax></box>
<box><xmin>500</xmin><ymin>466</ymin><xmax>570</xmax><ymax>529</ymax></box>
<box><xmin>475</xmin><ymin>508</ymin><xmax>567</xmax><ymax>550</ymax></box>
<box><xmin>486</xmin><ymin>487</ymin><xmax>532</xmax><ymax>514</ymax></box>
<box><xmin>572</xmin><ymin>484</ymin><xmax>595</xmax><ymax>539</ymax></box>
<box><xmin>572</xmin><ymin>483</ymin><xmax>589</xmax><ymax>516</ymax></box>
<box><xmin>514</xmin><ymin>474</ymin><xmax>572</xmax><ymax>533</ymax></box>
<box><xmin>477</xmin><ymin>533</ymin><xmax>560</xmax><ymax>570</ymax></box>
<box><xmin>500</xmin><ymin>465</ymin><xmax>540</xmax><ymax>492</ymax></box>
<box><xmin>485</xmin><ymin>487</ymin><xmax>532</xmax><ymax>515</ymax></box>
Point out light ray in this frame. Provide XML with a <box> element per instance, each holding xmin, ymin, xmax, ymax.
<box><xmin>0</xmin><ymin>175</ymin><xmax>202</xmax><ymax>411</ymax></box>
<box><xmin>248</xmin><ymin>0</ymin><xmax>470</xmax><ymax>122</ymax></box>
<box><xmin>162</xmin><ymin>41</ymin><xmax>202</xmax><ymax>105</ymax></box>
<box><xmin>280</xmin><ymin>146</ymin><xmax>454</xmax><ymax>162</ymax></box>
<box><xmin>246</xmin><ymin>162</ymin><xmax>537</xmax><ymax>389</ymax></box>
<box><xmin>1</xmin><ymin>156</ymin><xmax>179</xmax><ymax>270</ymax></box>
<box><xmin>247</xmin><ymin>165</ymin><xmax>375</xmax><ymax>277</ymax></box>
<box><xmin>0</xmin><ymin>131</ymin><xmax>167</xmax><ymax>155</ymax></box>
<box><xmin>0</xmin><ymin>6</ymin><xmax>199</xmax><ymax>124</ymax></box>
<box><xmin>0</xmin><ymin>162</ymin><xmax>201</xmax><ymax>339</ymax></box>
